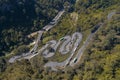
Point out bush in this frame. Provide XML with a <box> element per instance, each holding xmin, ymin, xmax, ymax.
<box><xmin>14</xmin><ymin>45</ymin><xmax>29</xmax><ymax>55</ymax></box>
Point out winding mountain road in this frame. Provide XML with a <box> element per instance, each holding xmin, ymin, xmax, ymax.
<box><xmin>44</xmin><ymin>11</ymin><xmax>116</xmax><ymax>70</ymax></box>
<box><xmin>70</xmin><ymin>11</ymin><xmax>116</xmax><ymax>67</ymax></box>
<box><xmin>9</xmin><ymin>10</ymin><xmax>116</xmax><ymax>71</ymax></box>
<box><xmin>9</xmin><ymin>10</ymin><xmax>65</xmax><ymax>63</ymax></box>
<box><xmin>44</xmin><ymin>32</ymin><xmax>82</xmax><ymax>70</ymax></box>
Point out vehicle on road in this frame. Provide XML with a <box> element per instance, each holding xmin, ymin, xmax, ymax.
<box><xmin>60</xmin><ymin>37</ymin><xmax>64</xmax><ymax>41</ymax></box>
<box><xmin>73</xmin><ymin>58</ymin><xmax>77</xmax><ymax>63</ymax></box>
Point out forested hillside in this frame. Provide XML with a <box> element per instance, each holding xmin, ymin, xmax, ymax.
<box><xmin>0</xmin><ymin>0</ymin><xmax>75</xmax><ymax>56</ymax></box>
<box><xmin>0</xmin><ymin>0</ymin><xmax>120</xmax><ymax>80</ymax></box>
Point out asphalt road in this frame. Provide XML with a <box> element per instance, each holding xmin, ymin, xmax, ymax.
<box><xmin>69</xmin><ymin>11</ymin><xmax>116</xmax><ymax>67</ymax></box>
<box><xmin>44</xmin><ymin>11</ymin><xmax>116</xmax><ymax>70</ymax></box>
<box><xmin>9</xmin><ymin>10</ymin><xmax>65</xmax><ymax>63</ymax></box>
<box><xmin>9</xmin><ymin>11</ymin><xmax>116</xmax><ymax>71</ymax></box>
<box><xmin>30</xmin><ymin>10</ymin><xmax>65</xmax><ymax>54</ymax></box>
<box><xmin>59</xmin><ymin>36</ymin><xmax>71</xmax><ymax>54</ymax></box>
<box><xmin>107</xmin><ymin>11</ymin><xmax>116</xmax><ymax>20</ymax></box>
<box><xmin>44</xmin><ymin>32</ymin><xmax>82</xmax><ymax>71</ymax></box>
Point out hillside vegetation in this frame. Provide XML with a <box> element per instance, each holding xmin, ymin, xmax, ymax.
<box><xmin>0</xmin><ymin>0</ymin><xmax>75</xmax><ymax>56</ymax></box>
<box><xmin>0</xmin><ymin>0</ymin><xmax>120</xmax><ymax>80</ymax></box>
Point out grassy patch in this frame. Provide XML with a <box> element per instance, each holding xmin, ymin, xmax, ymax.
<box><xmin>47</xmin><ymin>52</ymin><xmax>71</xmax><ymax>62</ymax></box>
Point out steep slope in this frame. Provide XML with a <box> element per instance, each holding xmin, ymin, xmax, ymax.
<box><xmin>0</xmin><ymin>0</ymin><xmax>120</xmax><ymax>80</ymax></box>
<box><xmin>0</xmin><ymin>0</ymin><xmax>75</xmax><ymax>56</ymax></box>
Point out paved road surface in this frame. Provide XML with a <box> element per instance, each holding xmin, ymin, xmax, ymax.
<box><xmin>30</xmin><ymin>10</ymin><xmax>65</xmax><ymax>54</ymax></box>
<box><xmin>9</xmin><ymin>10</ymin><xmax>65</xmax><ymax>63</ymax></box>
<box><xmin>107</xmin><ymin>11</ymin><xmax>116</xmax><ymax>20</ymax></box>
<box><xmin>59</xmin><ymin>36</ymin><xmax>71</xmax><ymax>54</ymax></box>
<box><xmin>44</xmin><ymin>11</ymin><xmax>116</xmax><ymax>69</ymax></box>
<box><xmin>9</xmin><ymin>11</ymin><xmax>116</xmax><ymax>71</ymax></box>
<box><xmin>70</xmin><ymin>11</ymin><xmax>116</xmax><ymax>67</ymax></box>
<box><xmin>44</xmin><ymin>32</ymin><xmax>82</xmax><ymax>70</ymax></box>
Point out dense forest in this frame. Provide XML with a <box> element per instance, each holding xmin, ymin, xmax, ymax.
<box><xmin>0</xmin><ymin>0</ymin><xmax>75</xmax><ymax>56</ymax></box>
<box><xmin>0</xmin><ymin>0</ymin><xmax>120</xmax><ymax>80</ymax></box>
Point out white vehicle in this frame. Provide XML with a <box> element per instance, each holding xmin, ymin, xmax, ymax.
<box><xmin>73</xmin><ymin>58</ymin><xmax>77</xmax><ymax>63</ymax></box>
<box><xmin>73</xmin><ymin>47</ymin><xmax>77</xmax><ymax>51</ymax></box>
